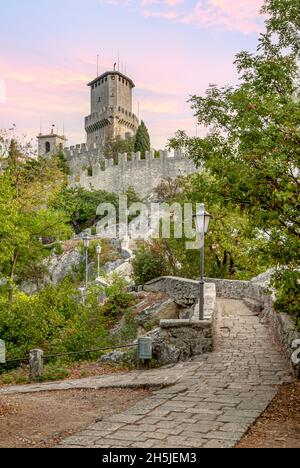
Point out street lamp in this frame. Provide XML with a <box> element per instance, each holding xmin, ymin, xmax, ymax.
<box><xmin>83</xmin><ymin>236</ymin><xmax>91</xmax><ymax>290</ymax></box>
<box><xmin>194</xmin><ymin>204</ymin><xmax>211</xmax><ymax>320</ymax></box>
<box><xmin>96</xmin><ymin>244</ymin><xmax>102</xmax><ymax>278</ymax></box>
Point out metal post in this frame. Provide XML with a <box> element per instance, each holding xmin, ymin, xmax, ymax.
<box><xmin>85</xmin><ymin>246</ymin><xmax>88</xmax><ymax>290</ymax></box>
<box><xmin>97</xmin><ymin>252</ymin><xmax>100</xmax><ymax>278</ymax></box>
<box><xmin>199</xmin><ymin>232</ymin><xmax>205</xmax><ymax>320</ymax></box>
<box><xmin>79</xmin><ymin>287</ymin><xmax>86</xmax><ymax>305</ymax></box>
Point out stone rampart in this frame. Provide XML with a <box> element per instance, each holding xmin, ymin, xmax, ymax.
<box><xmin>64</xmin><ymin>147</ymin><xmax>198</xmax><ymax>199</ymax></box>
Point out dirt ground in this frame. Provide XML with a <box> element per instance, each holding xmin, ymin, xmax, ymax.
<box><xmin>0</xmin><ymin>388</ymin><xmax>150</xmax><ymax>448</ymax></box>
<box><xmin>237</xmin><ymin>381</ymin><xmax>300</xmax><ymax>448</ymax></box>
<box><xmin>1</xmin><ymin>381</ymin><xmax>299</xmax><ymax>449</ymax></box>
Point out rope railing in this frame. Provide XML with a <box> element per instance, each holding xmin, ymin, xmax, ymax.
<box><xmin>0</xmin><ymin>342</ymin><xmax>138</xmax><ymax>367</ymax></box>
<box><xmin>43</xmin><ymin>343</ymin><xmax>137</xmax><ymax>360</ymax></box>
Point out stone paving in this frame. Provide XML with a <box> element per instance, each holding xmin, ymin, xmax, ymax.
<box><xmin>56</xmin><ymin>299</ymin><xmax>292</xmax><ymax>448</ymax></box>
<box><xmin>0</xmin><ymin>364</ymin><xmax>185</xmax><ymax>395</ymax></box>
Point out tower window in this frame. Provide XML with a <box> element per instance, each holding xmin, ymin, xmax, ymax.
<box><xmin>111</xmin><ymin>75</ymin><xmax>115</xmax><ymax>80</ymax></box>
<box><xmin>45</xmin><ymin>142</ymin><xmax>50</xmax><ymax>153</ymax></box>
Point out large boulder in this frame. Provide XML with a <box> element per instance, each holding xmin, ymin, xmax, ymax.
<box><xmin>136</xmin><ymin>299</ymin><xmax>180</xmax><ymax>327</ymax></box>
<box><xmin>20</xmin><ymin>248</ymin><xmax>82</xmax><ymax>294</ymax></box>
<box><xmin>100</xmin><ymin>351</ymin><xmax>126</xmax><ymax>364</ymax></box>
<box><xmin>46</xmin><ymin>249</ymin><xmax>82</xmax><ymax>284</ymax></box>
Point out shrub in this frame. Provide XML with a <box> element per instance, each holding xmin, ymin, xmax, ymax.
<box><xmin>132</xmin><ymin>246</ymin><xmax>167</xmax><ymax>285</ymax></box>
<box><xmin>54</xmin><ymin>242</ymin><xmax>63</xmax><ymax>255</ymax></box>
<box><xmin>0</xmin><ymin>279</ymin><xmax>108</xmax><ymax>361</ymax></box>
<box><xmin>101</xmin><ymin>275</ymin><xmax>137</xmax><ymax>324</ymax></box>
<box><xmin>119</xmin><ymin>310</ymin><xmax>139</xmax><ymax>342</ymax></box>
<box><xmin>272</xmin><ymin>269</ymin><xmax>300</xmax><ymax>330</ymax></box>
<box><xmin>37</xmin><ymin>363</ymin><xmax>70</xmax><ymax>382</ymax></box>
<box><xmin>0</xmin><ymin>276</ymin><xmax>138</xmax><ymax>367</ymax></box>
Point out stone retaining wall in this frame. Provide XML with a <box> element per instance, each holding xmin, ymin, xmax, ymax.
<box><xmin>147</xmin><ymin>319</ymin><xmax>212</xmax><ymax>366</ymax></box>
<box><xmin>144</xmin><ymin>277</ymin><xmax>216</xmax><ymax>365</ymax></box>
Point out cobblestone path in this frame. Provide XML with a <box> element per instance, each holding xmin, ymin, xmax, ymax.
<box><xmin>58</xmin><ymin>299</ymin><xmax>292</xmax><ymax>448</ymax></box>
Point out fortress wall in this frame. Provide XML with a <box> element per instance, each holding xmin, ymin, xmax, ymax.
<box><xmin>66</xmin><ymin>148</ymin><xmax>198</xmax><ymax>198</ymax></box>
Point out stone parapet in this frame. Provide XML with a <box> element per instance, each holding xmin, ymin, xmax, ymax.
<box><xmin>64</xmin><ymin>149</ymin><xmax>198</xmax><ymax>198</ymax></box>
<box><xmin>144</xmin><ymin>277</ymin><xmax>216</xmax><ymax>365</ymax></box>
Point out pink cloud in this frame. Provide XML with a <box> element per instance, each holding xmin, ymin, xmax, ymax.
<box><xmin>1</xmin><ymin>1</ymin><xmax>263</xmax><ymax>150</ymax></box>
<box><xmin>98</xmin><ymin>0</ymin><xmax>132</xmax><ymax>5</ymax></box>
<box><xmin>182</xmin><ymin>0</ymin><xmax>264</xmax><ymax>34</ymax></box>
<box><xmin>143</xmin><ymin>9</ymin><xmax>180</xmax><ymax>20</ymax></box>
<box><xmin>99</xmin><ymin>0</ymin><xmax>264</xmax><ymax>34</ymax></box>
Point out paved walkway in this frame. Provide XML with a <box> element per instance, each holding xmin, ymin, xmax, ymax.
<box><xmin>54</xmin><ymin>299</ymin><xmax>292</xmax><ymax>448</ymax></box>
<box><xmin>0</xmin><ymin>364</ymin><xmax>186</xmax><ymax>395</ymax></box>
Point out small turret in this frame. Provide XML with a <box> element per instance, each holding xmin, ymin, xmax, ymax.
<box><xmin>37</xmin><ymin>127</ymin><xmax>67</xmax><ymax>157</ymax></box>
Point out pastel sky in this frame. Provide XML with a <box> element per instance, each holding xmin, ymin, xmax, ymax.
<box><xmin>0</xmin><ymin>0</ymin><xmax>265</xmax><ymax>149</ymax></box>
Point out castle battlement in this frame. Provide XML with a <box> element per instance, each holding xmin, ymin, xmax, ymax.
<box><xmin>66</xmin><ymin>148</ymin><xmax>197</xmax><ymax>199</ymax></box>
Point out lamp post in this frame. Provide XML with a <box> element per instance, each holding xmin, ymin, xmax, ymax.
<box><xmin>83</xmin><ymin>236</ymin><xmax>91</xmax><ymax>290</ymax></box>
<box><xmin>78</xmin><ymin>287</ymin><xmax>86</xmax><ymax>305</ymax></box>
<box><xmin>96</xmin><ymin>244</ymin><xmax>102</xmax><ymax>278</ymax></box>
<box><xmin>194</xmin><ymin>204</ymin><xmax>211</xmax><ymax>320</ymax></box>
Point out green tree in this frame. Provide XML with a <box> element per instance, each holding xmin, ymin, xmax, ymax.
<box><xmin>54</xmin><ymin>187</ymin><xmax>119</xmax><ymax>233</ymax></box>
<box><xmin>151</xmin><ymin>173</ymin><xmax>269</xmax><ymax>281</ymax></box>
<box><xmin>0</xmin><ymin>136</ymin><xmax>71</xmax><ymax>299</ymax></box>
<box><xmin>54</xmin><ymin>148</ymin><xmax>70</xmax><ymax>175</ymax></box>
<box><xmin>169</xmin><ymin>0</ymin><xmax>300</xmax><ymax>324</ymax></box>
<box><xmin>104</xmin><ymin>135</ymin><xmax>135</xmax><ymax>164</ymax></box>
<box><xmin>134</xmin><ymin>121</ymin><xmax>151</xmax><ymax>157</ymax></box>
<box><xmin>132</xmin><ymin>245</ymin><xmax>167</xmax><ymax>285</ymax></box>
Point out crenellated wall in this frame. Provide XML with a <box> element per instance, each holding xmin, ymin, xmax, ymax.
<box><xmin>64</xmin><ymin>146</ymin><xmax>198</xmax><ymax>198</ymax></box>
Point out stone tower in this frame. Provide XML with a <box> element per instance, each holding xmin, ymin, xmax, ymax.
<box><xmin>37</xmin><ymin>129</ymin><xmax>67</xmax><ymax>157</ymax></box>
<box><xmin>85</xmin><ymin>70</ymin><xmax>139</xmax><ymax>148</ymax></box>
